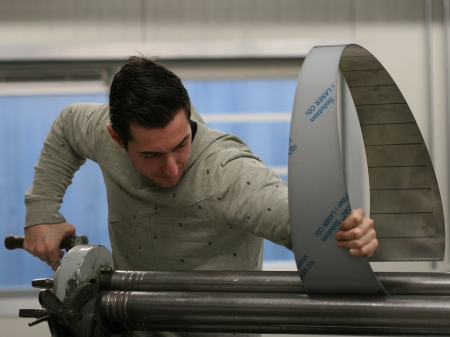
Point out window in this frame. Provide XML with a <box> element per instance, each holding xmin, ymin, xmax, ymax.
<box><xmin>0</xmin><ymin>76</ymin><xmax>296</xmax><ymax>288</ymax></box>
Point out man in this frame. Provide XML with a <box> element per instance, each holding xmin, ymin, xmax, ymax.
<box><xmin>24</xmin><ymin>57</ymin><xmax>377</xmax><ymax>277</ymax></box>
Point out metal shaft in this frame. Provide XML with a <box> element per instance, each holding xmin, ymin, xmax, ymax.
<box><xmin>102</xmin><ymin>270</ymin><xmax>450</xmax><ymax>295</ymax></box>
<box><xmin>101</xmin><ymin>291</ymin><xmax>450</xmax><ymax>335</ymax></box>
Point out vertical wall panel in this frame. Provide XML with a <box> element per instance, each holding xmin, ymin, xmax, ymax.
<box><xmin>0</xmin><ymin>0</ymin><xmax>354</xmax><ymax>43</ymax></box>
<box><xmin>0</xmin><ymin>0</ymin><xmax>142</xmax><ymax>43</ymax></box>
<box><xmin>142</xmin><ymin>0</ymin><xmax>353</xmax><ymax>41</ymax></box>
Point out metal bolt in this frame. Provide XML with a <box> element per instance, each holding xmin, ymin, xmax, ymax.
<box><xmin>31</xmin><ymin>278</ymin><xmax>54</xmax><ymax>289</ymax></box>
<box><xmin>66</xmin><ymin>310</ymin><xmax>76</xmax><ymax>321</ymax></box>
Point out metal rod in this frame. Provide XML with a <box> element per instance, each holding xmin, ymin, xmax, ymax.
<box><xmin>28</xmin><ymin>315</ymin><xmax>50</xmax><ymax>327</ymax></box>
<box><xmin>103</xmin><ymin>270</ymin><xmax>450</xmax><ymax>295</ymax></box>
<box><xmin>123</xmin><ymin>324</ymin><xmax>450</xmax><ymax>335</ymax></box>
<box><xmin>100</xmin><ymin>291</ymin><xmax>450</xmax><ymax>334</ymax></box>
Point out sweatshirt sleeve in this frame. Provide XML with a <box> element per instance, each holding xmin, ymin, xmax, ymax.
<box><xmin>212</xmin><ymin>150</ymin><xmax>292</xmax><ymax>250</ymax></box>
<box><xmin>24</xmin><ymin>103</ymin><xmax>104</xmax><ymax>228</ymax></box>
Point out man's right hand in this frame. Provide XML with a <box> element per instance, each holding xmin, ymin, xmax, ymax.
<box><xmin>24</xmin><ymin>222</ymin><xmax>76</xmax><ymax>271</ymax></box>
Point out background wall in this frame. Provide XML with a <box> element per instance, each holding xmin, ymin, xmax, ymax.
<box><xmin>0</xmin><ymin>1</ymin><xmax>449</xmax><ymax>336</ymax></box>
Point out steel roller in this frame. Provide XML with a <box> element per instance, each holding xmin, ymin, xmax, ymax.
<box><xmin>101</xmin><ymin>270</ymin><xmax>450</xmax><ymax>295</ymax></box>
<box><xmin>17</xmin><ymin>245</ymin><xmax>450</xmax><ymax>336</ymax></box>
<box><xmin>100</xmin><ymin>290</ymin><xmax>450</xmax><ymax>335</ymax></box>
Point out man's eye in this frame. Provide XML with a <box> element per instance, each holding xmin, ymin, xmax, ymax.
<box><xmin>143</xmin><ymin>154</ymin><xmax>156</xmax><ymax>159</ymax></box>
<box><xmin>176</xmin><ymin>142</ymin><xmax>186</xmax><ymax>150</ymax></box>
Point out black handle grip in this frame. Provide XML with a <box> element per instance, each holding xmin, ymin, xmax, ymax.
<box><xmin>4</xmin><ymin>234</ymin><xmax>24</xmax><ymax>250</ymax></box>
<box><xmin>4</xmin><ymin>234</ymin><xmax>88</xmax><ymax>250</ymax></box>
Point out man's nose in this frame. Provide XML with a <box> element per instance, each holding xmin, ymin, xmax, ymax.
<box><xmin>163</xmin><ymin>155</ymin><xmax>178</xmax><ymax>177</ymax></box>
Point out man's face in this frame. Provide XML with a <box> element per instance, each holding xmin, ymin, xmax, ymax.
<box><xmin>108</xmin><ymin>111</ymin><xmax>192</xmax><ymax>188</ymax></box>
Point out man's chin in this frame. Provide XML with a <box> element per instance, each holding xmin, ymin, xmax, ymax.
<box><xmin>154</xmin><ymin>177</ymin><xmax>181</xmax><ymax>189</ymax></box>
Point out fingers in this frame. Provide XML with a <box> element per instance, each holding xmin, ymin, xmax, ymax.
<box><xmin>350</xmin><ymin>236</ymin><xmax>379</xmax><ymax>258</ymax></box>
<box><xmin>25</xmin><ymin>236</ymin><xmax>61</xmax><ymax>265</ymax></box>
<box><xmin>24</xmin><ymin>222</ymin><xmax>76</xmax><ymax>270</ymax></box>
<box><xmin>338</xmin><ymin>208</ymin><xmax>365</xmax><ymax>232</ymax></box>
<box><xmin>336</xmin><ymin>208</ymin><xmax>378</xmax><ymax>258</ymax></box>
<box><xmin>48</xmin><ymin>250</ymin><xmax>65</xmax><ymax>271</ymax></box>
<box><xmin>338</xmin><ymin>228</ymin><xmax>378</xmax><ymax>257</ymax></box>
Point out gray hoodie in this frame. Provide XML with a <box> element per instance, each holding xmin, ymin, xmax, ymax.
<box><xmin>25</xmin><ymin>102</ymin><xmax>292</xmax><ymax>336</ymax></box>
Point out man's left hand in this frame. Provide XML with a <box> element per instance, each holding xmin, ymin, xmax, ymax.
<box><xmin>335</xmin><ymin>208</ymin><xmax>378</xmax><ymax>258</ymax></box>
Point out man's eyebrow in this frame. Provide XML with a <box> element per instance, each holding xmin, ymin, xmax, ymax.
<box><xmin>137</xmin><ymin>134</ymin><xmax>190</xmax><ymax>155</ymax></box>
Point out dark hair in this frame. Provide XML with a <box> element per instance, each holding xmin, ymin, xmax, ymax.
<box><xmin>109</xmin><ymin>56</ymin><xmax>191</xmax><ymax>147</ymax></box>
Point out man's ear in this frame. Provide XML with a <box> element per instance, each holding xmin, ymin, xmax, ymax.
<box><xmin>107</xmin><ymin>124</ymin><xmax>125</xmax><ymax>149</ymax></box>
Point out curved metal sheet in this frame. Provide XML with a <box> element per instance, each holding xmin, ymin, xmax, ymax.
<box><xmin>340</xmin><ymin>45</ymin><xmax>444</xmax><ymax>261</ymax></box>
<box><xmin>288</xmin><ymin>44</ymin><xmax>444</xmax><ymax>294</ymax></box>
